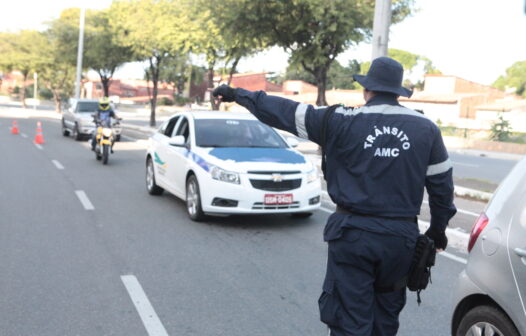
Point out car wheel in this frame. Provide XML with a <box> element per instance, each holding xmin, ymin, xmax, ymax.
<box><xmin>456</xmin><ymin>305</ymin><xmax>519</xmax><ymax>336</ymax></box>
<box><xmin>290</xmin><ymin>212</ymin><xmax>313</xmax><ymax>219</ymax></box>
<box><xmin>72</xmin><ymin>123</ymin><xmax>82</xmax><ymax>141</ymax></box>
<box><xmin>115</xmin><ymin>134</ymin><xmax>121</xmax><ymax>142</ymax></box>
<box><xmin>62</xmin><ymin>119</ymin><xmax>70</xmax><ymax>136</ymax></box>
<box><xmin>186</xmin><ymin>174</ymin><xmax>205</xmax><ymax>221</ymax></box>
<box><xmin>146</xmin><ymin>158</ymin><xmax>164</xmax><ymax>195</ymax></box>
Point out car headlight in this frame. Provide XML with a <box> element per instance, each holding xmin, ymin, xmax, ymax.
<box><xmin>210</xmin><ymin>166</ymin><xmax>240</xmax><ymax>184</ymax></box>
<box><xmin>306</xmin><ymin>168</ymin><xmax>319</xmax><ymax>183</ymax></box>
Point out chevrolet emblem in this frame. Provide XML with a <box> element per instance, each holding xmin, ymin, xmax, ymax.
<box><xmin>271</xmin><ymin>174</ymin><xmax>283</xmax><ymax>182</ymax></box>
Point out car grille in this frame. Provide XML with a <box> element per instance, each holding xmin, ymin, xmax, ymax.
<box><xmin>247</xmin><ymin>170</ymin><xmax>301</xmax><ymax>175</ymax></box>
<box><xmin>249</xmin><ymin>179</ymin><xmax>302</xmax><ymax>191</ymax></box>
<box><xmin>252</xmin><ymin>202</ymin><xmax>300</xmax><ymax>210</ymax></box>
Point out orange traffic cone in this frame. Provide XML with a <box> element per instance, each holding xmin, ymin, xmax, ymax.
<box><xmin>34</xmin><ymin>121</ymin><xmax>44</xmax><ymax>144</ymax></box>
<box><xmin>11</xmin><ymin>120</ymin><xmax>19</xmax><ymax>134</ymax></box>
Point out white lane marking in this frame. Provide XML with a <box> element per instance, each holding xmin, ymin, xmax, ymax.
<box><xmin>439</xmin><ymin>251</ymin><xmax>467</xmax><ymax>264</ymax></box>
<box><xmin>34</xmin><ymin>143</ymin><xmax>43</xmax><ymax>150</ymax></box>
<box><xmin>451</xmin><ymin>161</ymin><xmax>478</xmax><ymax>168</ymax></box>
<box><xmin>75</xmin><ymin>190</ymin><xmax>94</xmax><ymax>210</ymax></box>
<box><xmin>422</xmin><ymin>200</ymin><xmax>479</xmax><ymax>217</ymax></box>
<box><xmin>52</xmin><ymin>160</ymin><xmax>64</xmax><ymax>170</ymax></box>
<box><xmin>21</xmin><ymin>133</ymin><xmax>28</xmax><ymax>138</ymax></box>
<box><xmin>121</xmin><ymin>275</ymin><xmax>169</xmax><ymax>336</ymax></box>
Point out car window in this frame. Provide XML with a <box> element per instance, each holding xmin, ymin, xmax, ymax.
<box><xmin>174</xmin><ymin>117</ymin><xmax>190</xmax><ymax>143</ymax></box>
<box><xmin>163</xmin><ymin>116</ymin><xmax>180</xmax><ymax>137</ymax></box>
<box><xmin>76</xmin><ymin>102</ymin><xmax>99</xmax><ymax>113</ymax></box>
<box><xmin>195</xmin><ymin>119</ymin><xmax>287</xmax><ymax>148</ymax></box>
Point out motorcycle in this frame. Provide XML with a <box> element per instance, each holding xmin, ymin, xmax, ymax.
<box><xmin>92</xmin><ymin>117</ymin><xmax>120</xmax><ymax>165</ymax></box>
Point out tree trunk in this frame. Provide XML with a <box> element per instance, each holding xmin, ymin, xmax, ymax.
<box><xmin>101</xmin><ymin>76</ymin><xmax>111</xmax><ymax>97</ymax></box>
<box><xmin>52</xmin><ymin>89</ymin><xmax>61</xmax><ymax>113</ymax></box>
<box><xmin>227</xmin><ymin>56</ymin><xmax>241</xmax><ymax>85</ymax></box>
<box><xmin>314</xmin><ymin>67</ymin><xmax>329</xmax><ymax>106</ymax></box>
<box><xmin>21</xmin><ymin>71</ymin><xmax>28</xmax><ymax>108</ymax></box>
<box><xmin>148</xmin><ymin>56</ymin><xmax>162</xmax><ymax>127</ymax></box>
<box><xmin>208</xmin><ymin>65</ymin><xmax>219</xmax><ymax>110</ymax></box>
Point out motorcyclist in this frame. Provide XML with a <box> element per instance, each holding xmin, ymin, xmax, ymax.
<box><xmin>91</xmin><ymin>97</ymin><xmax>120</xmax><ymax>152</ymax></box>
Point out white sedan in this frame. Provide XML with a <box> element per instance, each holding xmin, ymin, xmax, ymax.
<box><xmin>145</xmin><ymin>111</ymin><xmax>322</xmax><ymax>221</ymax></box>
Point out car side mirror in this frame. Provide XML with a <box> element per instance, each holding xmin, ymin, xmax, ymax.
<box><xmin>169</xmin><ymin>135</ymin><xmax>186</xmax><ymax>147</ymax></box>
<box><xmin>287</xmin><ymin>137</ymin><xmax>299</xmax><ymax>148</ymax></box>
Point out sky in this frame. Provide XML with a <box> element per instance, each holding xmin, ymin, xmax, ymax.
<box><xmin>1</xmin><ymin>0</ymin><xmax>525</xmax><ymax>86</ymax></box>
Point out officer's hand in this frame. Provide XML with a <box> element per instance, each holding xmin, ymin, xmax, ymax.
<box><xmin>212</xmin><ymin>84</ymin><xmax>236</xmax><ymax>102</ymax></box>
<box><xmin>425</xmin><ymin>226</ymin><xmax>448</xmax><ymax>251</ymax></box>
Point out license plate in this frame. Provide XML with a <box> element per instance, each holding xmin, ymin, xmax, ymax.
<box><xmin>264</xmin><ymin>194</ymin><xmax>293</xmax><ymax>205</ymax></box>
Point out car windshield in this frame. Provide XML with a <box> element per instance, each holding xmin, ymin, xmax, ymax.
<box><xmin>76</xmin><ymin>102</ymin><xmax>99</xmax><ymax>113</ymax></box>
<box><xmin>195</xmin><ymin>119</ymin><xmax>288</xmax><ymax>148</ymax></box>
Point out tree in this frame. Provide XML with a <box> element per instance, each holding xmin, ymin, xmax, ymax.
<box><xmin>182</xmin><ymin>0</ymin><xmax>263</xmax><ymax>110</ymax></box>
<box><xmin>0</xmin><ymin>31</ymin><xmax>46</xmax><ymax>107</ymax></box>
<box><xmin>39</xmin><ymin>17</ymin><xmax>77</xmax><ymax>112</ymax></box>
<box><xmin>493</xmin><ymin>61</ymin><xmax>526</xmax><ymax>97</ymax></box>
<box><xmin>110</xmin><ymin>0</ymin><xmax>188</xmax><ymax>126</ymax></box>
<box><xmin>234</xmin><ymin>0</ymin><xmax>415</xmax><ymax>106</ymax></box>
<box><xmin>84</xmin><ymin>9</ymin><xmax>134</xmax><ymax>97</ymax></box>
<box><xmin>490</xmin><ymin>114</ymin><xmax>512</xmax><ymax>142</ymax></box>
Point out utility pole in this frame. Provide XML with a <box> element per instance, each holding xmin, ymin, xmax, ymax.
<box><xmin>371</xmin><ymin>0</ymin><xmax>392</xmax><ymax>60</ymax></box>
<box><xmin>74</xmin><ymin>7</ymin><xmax>86</xmax><ymax>99</ymax></box>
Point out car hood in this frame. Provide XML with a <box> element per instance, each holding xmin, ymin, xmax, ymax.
<box><xmin>195</xmin><ymin>147</ymin><xmax>312</xmax><ymax>173</ymax></box>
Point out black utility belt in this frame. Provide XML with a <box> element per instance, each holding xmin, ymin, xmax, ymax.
<box><xmin>335</xmin><ymin>206</ymin><xmax>417</xmax><ymax>223</ymax></box>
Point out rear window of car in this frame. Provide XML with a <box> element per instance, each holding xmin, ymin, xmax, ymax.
<box><xmin>195</xmin><ymin>119</ymin><xmax>288</xmax><ymax>148</ymax></box>
<box><xmin>76</xmin><ymin>102</ymin><xmax>99</xmax><ymax>113</ymax></box>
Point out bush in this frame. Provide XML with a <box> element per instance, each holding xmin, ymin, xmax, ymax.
<box><xmin>173</xmin><ymin>94</ymin><xmax>192</xmax><ymax>106</ymax></box>
<box><xmin>39</xmin><ymin>88</ymin><xmax>53</xmax><ymax>100</ymax></box>
<box><xmin>158</xmin><ymin>96</ymin><xmax>174</xmax><ymax>106</ymax></box>
<box><xmin>490</xmin><ymin>114</ymin><xmax>512</xmax><ymax>142</ymax></box>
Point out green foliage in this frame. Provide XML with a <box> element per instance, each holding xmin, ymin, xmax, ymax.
<box><xmin>83</xmin><ymin>9</ymin><xmax>135</xmax><ymax>95</ymax></box>
<box><xmin>493</xmin><ymin>61</ymin><xmax>526</xmax><ymax>97</ymax></box>
<box><xmin>490</xmin><ymin>114</ymin><xmax>512</xmax><ymax>142</ymax></box>
<box><xmin>233</xmin><ymin>0</ymin><xmax>415</xmax><ymax>105</ymax></box>
<box><xmin>158</xmin><ymin>96</ymin><xmax>174</xmax><ymax>106</ymax></box>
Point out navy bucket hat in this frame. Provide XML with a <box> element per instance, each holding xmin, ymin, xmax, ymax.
<box><xmin>353</xmin><ymin>56</ymin><xmax>413</xmax><ymax>98</ymax></box>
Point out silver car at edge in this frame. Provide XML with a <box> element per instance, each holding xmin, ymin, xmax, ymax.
<box><xmin>452</xmin><ymin>155</ymin><xmax>526</xmax><ymax>336</ymax></box>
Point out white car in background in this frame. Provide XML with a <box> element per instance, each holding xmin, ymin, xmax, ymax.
<box><xmin>145</xmin><ymin>111</ymin><xmax>322</xmax><ymax>221</ymax></box>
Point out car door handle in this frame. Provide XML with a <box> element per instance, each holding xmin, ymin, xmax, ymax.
<box><xmin>515</xmin><ymin>248</ymin><xmax>526</xmax><ymax>258</ymax></box>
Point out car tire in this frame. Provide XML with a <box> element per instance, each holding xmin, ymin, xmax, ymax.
<box><xmin>456</xmin><ymin>305</ymin><xmax>519</xmax><ymax>336</ymax></box>
<box><xmin>186</xmin><ymin>174</ymin><xmax>205</xmax><ymax>222</ymax></box>
<box><xmin>115</xmin><ymin>134</ymin><xmax>121</xmax><ymax>142</ymax></box>
<box><xmin>290</xmin><ymin>212</ymin><xmax>313</xmax><ymax>219</ymax></box>
<box><xmin>146</xmin><ymin>158</ymin><xmax>164</xmax><ymax>195</ymax></box>
<box><xmin>72</xmin><ymin>123</ymin><xmax>82</xmax><ymax>141</ymax></box>
<box><xmin>62</xmin><ymin>119</ymin><xmax>70</xmax><ymax>136</ymax></box>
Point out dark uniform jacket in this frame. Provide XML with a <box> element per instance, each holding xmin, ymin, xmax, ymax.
<box><xmin>234</xmin><ymin>88</ymin><xmax>457</xmax><ymax>242</ymax></box>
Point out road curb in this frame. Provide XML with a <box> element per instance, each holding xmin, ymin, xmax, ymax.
<box><xmin>454</xmin><ymin>185</ymin><xmax>493</xmax><ymax>202</ymax></box>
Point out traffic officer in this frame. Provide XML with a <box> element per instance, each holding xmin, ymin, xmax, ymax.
<box><xmin>213</xmin><ymin>56</ymin><xmax>456</xmax><ymax>336</ymax></box>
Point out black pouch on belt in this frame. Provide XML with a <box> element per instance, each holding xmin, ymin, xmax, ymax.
<box><xmin>407</xmin><ymin>234</ymin><xmax>436</xmax><ymax>304</ymax></box>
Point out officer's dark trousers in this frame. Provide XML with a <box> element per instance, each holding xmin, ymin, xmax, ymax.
<box><xmin>319</xmin><ymin>228</ymin><xmax>415</xmax><ymax>336</ymax></box>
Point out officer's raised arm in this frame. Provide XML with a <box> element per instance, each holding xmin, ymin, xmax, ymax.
<box><xmin>212</xmin><ymin>84</ymin><xmax>328</xmax><ymax>145</ymax></box>
<box><xmin>424</xmin><ymin>126</ymin><xmax>457</xmax><ymax>250</ymax></box>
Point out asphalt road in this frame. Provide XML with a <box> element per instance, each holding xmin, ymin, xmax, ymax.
<box><xmin>0</xmin><ymin>114</ymin><xmax>482</xmax><ymax>336</ymax></box>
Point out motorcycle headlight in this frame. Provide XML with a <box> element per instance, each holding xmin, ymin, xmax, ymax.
<box><xmin>306</xmin><ymin>168</ymin><xmax>319</xmax><ymax>183</ymax></box>
<box><xmin>102</xmin><ymin>128</ymin><xmax>112</xmax><ymax>137</ymax></box>
<box><xmin>210</xmin><ymin>166</ymin><xmax>240</xmax><ymax>184</ymax></box>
